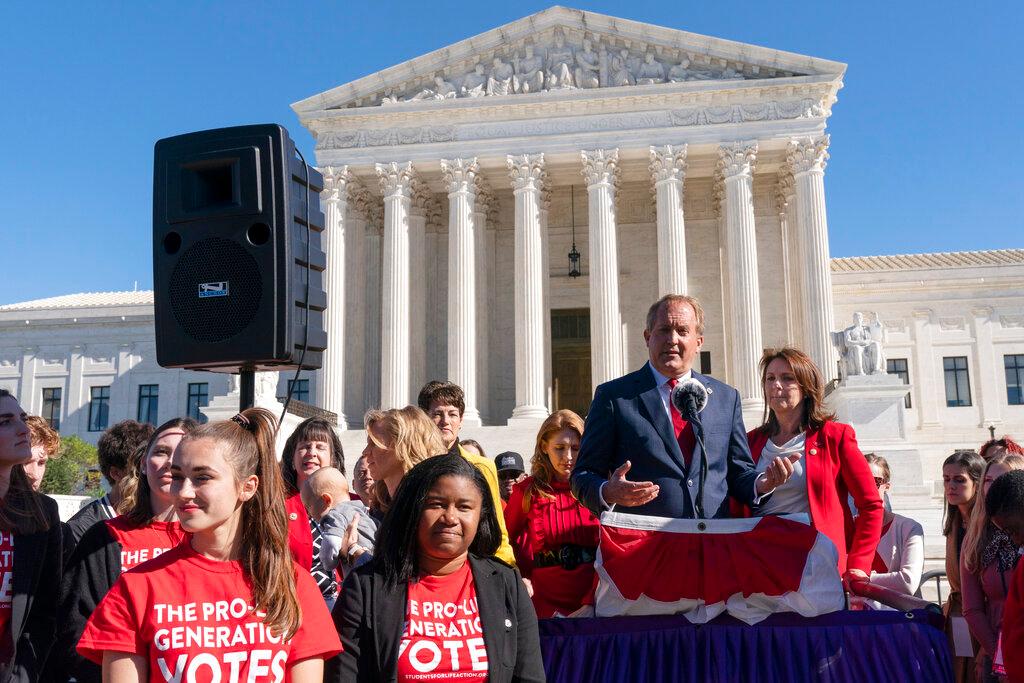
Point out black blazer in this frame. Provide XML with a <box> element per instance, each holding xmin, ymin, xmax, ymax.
<box><xmin>0</xmin><ymin>494</ymin><xmax>62</xmax><ymax>683</ymax></box>
<box><xmin>326</xmin><ymin>554</ymin><xmax>546</xmax><ymax>683</ymax></box>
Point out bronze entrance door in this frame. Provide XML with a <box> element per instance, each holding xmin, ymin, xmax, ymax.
<box><xmin>551</xmin><ymin>308</ymin><xmax>592</xmax><ymax>417</ymax></box>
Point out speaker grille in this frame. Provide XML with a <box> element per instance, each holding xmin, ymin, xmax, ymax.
<box><xmin>169</xmin><ymin>237</ymin><xmax>263</xmax><ymax>344</ymax></box>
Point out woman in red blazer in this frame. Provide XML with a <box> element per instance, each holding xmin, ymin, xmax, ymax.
<box><xmin>747</xmin><ymin>347</ymin><xmax>883</xmax><ymax>579</ymax></box>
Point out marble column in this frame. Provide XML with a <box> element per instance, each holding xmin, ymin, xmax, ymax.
<box><xmin>18</xmin><ymin>347</ymin><xmax>37</xmax><ymax>413</ymax></box>
<box><xmin>472</xmin><ymin>183</ymin><xmax>494</xmax><ymax>423</ymax></box>
<box><xmin>649</xmin><ymin>145</ymin><xmax>688</xmax><ymax>296</ymax></box>
<box><xmin>315</xmin><ymin>166</ymin><xmax>349</xmax><ymax>426</ymax></box>
<box><xmin>775</xmin><ymin>173</ymin><xmax>804</xmax><ymax>348</ymax></box>
<box><xmin>375</xmin><ymin>161</ymin><xmax>415</xmax><ymax>410</ymax></box>
<box><xmin>788</xmin><ymin>136</ymin><xmax>837</xmax><ymax>381</ymax></box>
<box><xmin>971</xmin><ymin>307</ymin><xmax>1003</xmax><ymax>428</ymax></box>
<box><xmin>540</xmin><ymin>172</ymin><xmax>553</xmax><ymax>411</ymax></box>
<box><xmin>506</xmin><ymin>154</ymin><xmax>548</xmax><ymax>420</ymax></box>
<box><xmin>345</xmin><ymin>185</ymin><xmax>373</xmax><ymax>427</ymax></box>
<box><xmin>441</xmin><ymin>157</ymin><xmax>482</xmax><ymax>426</ymax></box>
<box><xmin>408</xmin><ymin>181</ymin><xmax>433</xmax><ymax>404</ymax></box>
<box><xmin>717</xmin><ymin>142</ymin><xmax>763</xmax><ymax>402</ymax></box>
<box><xmin>911</xmin><ymin>309</ymin><xmax>940</xmax><ymax>429</ymax></box>
<box><xmin>67</xmin><ymin>345</ymin><xmax>85</xmax><ymax>433</ymax></box>
<box><xmin>581</xmin><ymin>148</ymin><xmax>624</xmax><ymax>388</ymax></box>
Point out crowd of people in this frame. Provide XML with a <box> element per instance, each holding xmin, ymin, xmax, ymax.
<box><xmin>0</xmin><ymin>293</ymin><xmax>1022</xmax><ymax>682</ymax></box>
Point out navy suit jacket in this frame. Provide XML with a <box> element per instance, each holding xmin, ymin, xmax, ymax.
<box><xmin>570</xmin><ymin>363</ymin><xmax>760</xmax><ymax>519</ymax></box>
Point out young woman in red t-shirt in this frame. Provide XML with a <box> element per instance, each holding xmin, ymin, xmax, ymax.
<box><xmin>50</xmin><ymin>417</ymin><xmax>198</xmax><ymax>682</ymax></box>
<box><xmin>78</xmin><ymin>408</ymin><xmax>341</xmax><ymax>682</ymax></box>
<box><xmin>0</xmin><ymin>389</ymin><xmax>62</xmax><ymax>682</ymax></box>
<box><xmin>504</xmin><ymin>409</ymin><xmax>600</xmax><ymax>618</ymax></box>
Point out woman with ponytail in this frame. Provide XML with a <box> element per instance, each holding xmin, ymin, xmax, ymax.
<box><xmin>78</xmin><ymin>408</ymin><xmax>340</xmax><ymax>682</ymax></box>
<box><xmin>0</xmin><ymin>388</ymin><xmax>62</xmax><ymax>682</ymax></box>
<box><xmin>48</xmin><ymin>417</ymin><xmax>198</xmax><ymax>682</ymax></box>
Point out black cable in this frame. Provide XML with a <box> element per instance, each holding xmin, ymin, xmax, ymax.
<box><xmin>279</xmin><ymin>145</ymin><xmax>312</xmax><ymax>431</ymax></box>
<box><xmin>692</xmin><ymin>424</ymin><xmax>708</xmax><ymax>519</ymax></box>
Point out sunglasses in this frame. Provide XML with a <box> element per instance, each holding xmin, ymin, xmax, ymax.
<box><xmin>874</xmin><ymin>477</ymin><xmax>888</xmax><ymax>487</ymax></box>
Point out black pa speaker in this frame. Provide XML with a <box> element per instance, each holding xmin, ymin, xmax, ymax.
<box><xmin>152</xmin><ymin>124</ymin><xmax>327</xmax><ymax>373</ymax></box>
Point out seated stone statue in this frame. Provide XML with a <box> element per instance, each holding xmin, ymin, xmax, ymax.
<box><xmin>667</xmin><ymin>59</ymin><xmax>691</xmax><ymax>83</ymax></box>
<box><xmin>635</xmin><ymin>51</ymin><xmax>666</xmax><ymax>85</ymax></box>
<box><xmin>574</xmin><ymin>39</ymin><xmax>600</xmax><ymax>89</ymax></box>
<box><xmin>487</xmin><ymin>56</ymin><xmax>514</xmax><ymax>96</ymax></box>
<box><xmin>546</xmin><ymin>30</ymin><xmax>575</xmax><ymax>89</ymax></box>
<box><xmin>610</xmin><ymin>48</ymin><xmax>635</xmax><ymax>87</ymax></box>
<box><xmin>513</xmin><ymin>44</ymin><xmax>545</xmax><ymax>94</ymax></box>
<box><xmin>461</xmin><ymin>63</ymin><xmax>487</xmax><ymax>97</ymax></box>
<box><xmin>406</xmin><ymin>76</ymin><xmax>456</xmax><ymax>102</ymax></box>
<box><xmin>833</xmin><ymin>312</ymin><xmax>887</xmax><ymax>376</ymax></box>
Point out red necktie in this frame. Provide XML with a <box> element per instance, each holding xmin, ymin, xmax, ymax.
<box><xmin>667</xmin><ymin>378</ymin><xmax>695</xmax><ymax>469</ymax></box>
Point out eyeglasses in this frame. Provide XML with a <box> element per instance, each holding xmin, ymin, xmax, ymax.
<box><xmin>873</xmin><ymin>477</ymin><xmax>888</xmax><ymax>487</ymax></box>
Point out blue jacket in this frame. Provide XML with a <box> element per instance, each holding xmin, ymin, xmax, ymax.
<box><xmin>571</xmin><ymin>363</ymin><xmax>760</xmax><ymax>519</ymax></box>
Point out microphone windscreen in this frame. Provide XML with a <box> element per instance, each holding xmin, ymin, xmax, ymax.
<box><xmin>670</xmin><ymin>378</ymin><xmax>709</xmax><ymax>420</ymax></box>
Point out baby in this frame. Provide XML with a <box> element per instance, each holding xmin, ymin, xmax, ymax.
<box><xmin>301</xmin><ymin>467</ymin><xmax>379</xmax><ymax>575</ymax></box>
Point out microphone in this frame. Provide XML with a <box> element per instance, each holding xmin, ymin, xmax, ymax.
<box><xmin>670</xmin><ymin>377</ymin><xmax>708</xmax><ymax>423</ymax></box>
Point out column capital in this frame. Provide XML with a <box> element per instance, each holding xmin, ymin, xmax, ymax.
<box><xmin>375</xmin><ymin>161</ymin><xmax>416</xmax><ymax>199</ymax></box>
<box><xmin>318</xmin><ymin>165</ymin><xmax>353</xmax><ymax>204</ymax></box>
<box><xmin>440</xmin><ymin>157</ymin><xmax>479</xmax><ymax>195</ymax></box>
<box><xmin>787</xmin><ymin>135</ymin><xmax>830</xmax><ymax>175</ymax></box>
<box><xmin>347</xmin><ymin>179</ymin><xmax>376</xmax><ymax>222</ymax></box>
<box><xmin>774</xmin><ymin>172</ymin><xmax>795</xmax><ymax>214</ymax></box>
<box><xmin>581</xmin><ymin>148</ymin><xmax>620</xmax><ymax>188</ymax></box>
<box><xmin>507</xmin><ymin>153</ymin><xmax>545</xmax><ymax>192</ymax></box>
<box><xmin>716</xmin><ymin>141</ymin><xmax>758</xmax><ymax>181</ymax></box>
<box><xmin>912</xmin><ymin>308</ymin><xmax>934</xmax><ymax>322</ymax></box>
<box><xmin>539</xmin><ymin>171</ymin><xmax>553</xmax><ymax>211</ymax></box>
<box><xmin>971</xmin><ymin>306</ymin><xmax>994</xmax><ymax>320</ymax></box>
<box><xmin>648</xmin><ymin>144</ymin><xmax>687</xmax><ymax>184</ymax></box>
<box><xmin>474</xmin><ymin>180</ymin><xmax>499</xmax><ymax>225</ymax></box>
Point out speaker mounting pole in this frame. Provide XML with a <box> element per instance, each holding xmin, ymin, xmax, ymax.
<box><xmin>239</xmin><ymin>368</ymin><xmax>256</xmax><ymax>412</ymax></box>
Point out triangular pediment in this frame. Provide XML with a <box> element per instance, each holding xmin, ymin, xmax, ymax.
<box><xmin>292</xmin><ymin>6</ymin><xmax>845</xmax><ymax>114</ymax></box>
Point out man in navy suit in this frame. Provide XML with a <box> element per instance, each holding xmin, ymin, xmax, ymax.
<box><xmin>571</xmin><ymin>294</ymin><xmax>796</xmax><ymax>519</ymax></box>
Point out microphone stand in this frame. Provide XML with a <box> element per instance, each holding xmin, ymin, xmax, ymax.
<box><xmin>690</xmin><ymin>410</ymin><xmax>708</xmax><ymax>520</ymax></box>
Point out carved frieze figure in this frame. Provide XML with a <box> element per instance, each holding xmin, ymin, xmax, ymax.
<box><xmin>380</xmin><ymin>88</ymin><xmax>401</xmax><ymax>105</ymax></box>
<box><xmin>546</xmin><ymin>29</ymin><xmax>576</xmax><ymax>89</ymax></box>
<box><xmin>513</xmin><ymin>44</ymin><xmax>545</xmax><ymax>94</ymax></box>
<box><xmin>667</xmin><ymin>58</ymin><xmax>691</xmax><ymax>83</ymax></box>
<box><xmin>609</xmin><ymin>48</ymin><xmax>635</xmax><ymax>87</ymax></box>
<box><xmin>574</xmin><ymin>38</ymin><xmax>600</xmax><ymax>89</ymax></box>
<box><xmin>407</xmin><ymin>75</ymin><xmax>457</xmax><ymax>101</ymax></box>
<box><xmin>720</xmin><ymin>65</ymin><xmax>745</xmax><ymax>80</ymax></box>
<box><xmin>461</xmin><ymin>63</ymin><xmax>488</xmax><ymax>97</ymax></box>
<box><xmin>487</xmin><ymin>56</ymin><xmax>514</xmax><ymax>96</ymax></box>
<box><xmin>833</xmin><ymin>312</ymin><xmax>887</xmax><ymax>377</ymax></box>
<box><xmin>635</xmin><ymin>51</ymin><xmax>666</xmax><ymax>85</ymax></box>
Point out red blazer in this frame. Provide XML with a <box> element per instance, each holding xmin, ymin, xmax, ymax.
<box><xmin>285</xmin><ymin>493</ymin><xmax>313</xmax><ymax>571</ymax></box>
<box><xmin>747</xmin><ymin>420</ymin><xmax>883</xmax><ymax>576</ymax></box>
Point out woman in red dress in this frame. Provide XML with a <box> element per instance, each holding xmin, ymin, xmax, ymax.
<box><xmin>746</xmin><ymin>347</ymin><xmax>883</xmax><ymax>580</ymax></box>
<box><xmin>505</xmin><ymin>409</ymin><xmax>599</xmax><ymax>618</ymax></box>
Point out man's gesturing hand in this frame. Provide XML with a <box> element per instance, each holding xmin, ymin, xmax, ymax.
<box><xmin>603</xmin><ymin>461</ymin><xmax>660</xmax><ymax>507</ymax></box>
<box><xmin>756</xmin><ymin>453</ymin><xmax>801</xmax><ymax>494</ymax></box>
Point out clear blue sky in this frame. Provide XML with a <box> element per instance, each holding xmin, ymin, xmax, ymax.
<box><xmin>2</xmin><ymin>1</ymin><xmax>1021</xmax><ymax>306</ymax></box>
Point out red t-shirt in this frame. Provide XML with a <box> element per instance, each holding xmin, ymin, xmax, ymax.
<box><xmin>105</xmin><ymin>517</ymin><xmax>186</xmax><ymax>572</ymax></box>
<box><xmin>77</xmin><ymin>542</ymin><xmax>341</xmax><ymax>681</ymax></box>
<box><xmin>397</xmin><ymin>561</ymin><xmax>488</xmax><ymax>682</ymax></box>
<box><xmin>0</xmin><ymin>531</ymin><xmax>13</xmax><ymax>644</ymax></box>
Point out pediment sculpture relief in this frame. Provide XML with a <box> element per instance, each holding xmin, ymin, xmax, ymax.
<box><xmin>376</xmin><ymin>29</ymin><xmax>793</xmax><ymax>106</ymax></box>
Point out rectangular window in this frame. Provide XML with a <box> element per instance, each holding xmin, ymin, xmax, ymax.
<box><xmin>41</xmin><ymin>388</ymin><xmax>62</xmax><ymax>430</ymax></box>
<box><xmin>137</xmin><ymin>385</ymin><xmax>159</xmax><ymax>425</ymax></box>
<box><xmin>187</xmin><ymin>383</ymin><xmax>210</xmax><ymax>423</ymax></box>
<box><xmin>287</xmin><ymin>379</ymin><xmax>309</xmax><ymax>403</ymax></box>
<box><xmin>1007</xmin><ymin>354</ymin><xmax>1024</xmax><ymax>406</ymax></box>
<box><xmin>88</xmin><ymin>386</ymin><xmax>111</xmax><ymax>432</ymax></box>
<box><xmin>699</xmin><ymin>351</ymin><xmax>712</xmax><ymax>375</ymax></box>
<box><xmin>943</xmin><ymin>356</ymin><xmax>972</xmax><ymax>407</ymax></box>
<box><xmin>886</xmin><ymin>358</ymin><xmax>912</xmax><ymax>409</ymax></box>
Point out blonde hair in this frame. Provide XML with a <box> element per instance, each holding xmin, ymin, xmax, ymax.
<box><xmin>365</xmin><ymin>406</ymin><xmax>446</xmax><ymax>513</ymax></box>
<box><xmin>182</xmin><ymin>409</ymin><xmax>300</xmax><ymax>639</ymax></box>
<box><xmin>963</xmin><ymin>452</ymin><xmax>1024</xmax><ymax>573</ymax></box>
<box><xmin>522</xmin><ymin>410</ymin><xmax>585</xmax><ymax>512</ymax></box>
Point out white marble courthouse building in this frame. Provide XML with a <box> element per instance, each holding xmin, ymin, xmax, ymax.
<box><xmin>2</xmin><ymin>9</ymin><xmax>1023</xmax><ymax>526</ymax></box>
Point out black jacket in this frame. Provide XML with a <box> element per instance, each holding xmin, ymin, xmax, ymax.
<box><xmin>327</xmin><ymin>554</ymin><xmax>546</xmax><ymax>683</ymax></box>
<box><xmin>0</xmin><ymin>494</ymin><xmax>62</xmax><ymax>683</ymax></box>
<box><xmin>65</xmin><ymin>496</ymin><xmax>115</xmax><ymax>546</ymax></box>
<box><xmin>42</xmin><ymin>520</ymin><xmax>122</xmax><ymax>682</ymax></box>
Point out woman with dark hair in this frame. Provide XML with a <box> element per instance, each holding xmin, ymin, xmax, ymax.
<box><xmin>0</xmin><ymin>389</ymin><xmax>62</xmax><ymax>682</ymax></box>
<box><xmin>980</xmin><ymin>436</ymin><xmax>1024</xmax><ymax>462</ymax></box>
<box><xmin>328</xmin><ymin>453</ymin><xmax>544</xmax><ymax>683</ymax></box>
<box><xmin>505</xmin><ymin>409</ymin><xmax>598</xmax><ymax>618</ymax></box>
<box><xmin>78</xmin><ymin>408</ymin><xmax>340</xmax><ymax>682</ymax></box>
<box><xmin>48</xmin><ymin>417</ymin><xmax>198</xmax><ymax>682</ymax></box>
<box><xmin>746</xmin><ymin>348</ymin><xmax>883</xmax><ymax>579</ymax></box>
<box><xmin>281</xmin><ymin>417</ymin><xmax>346</xmax><ymax>602</ymax></box>
<box><xmin>941</xmin><ymin>448</ymin><xmax>986</xmax><ymax>682</ymax></box>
